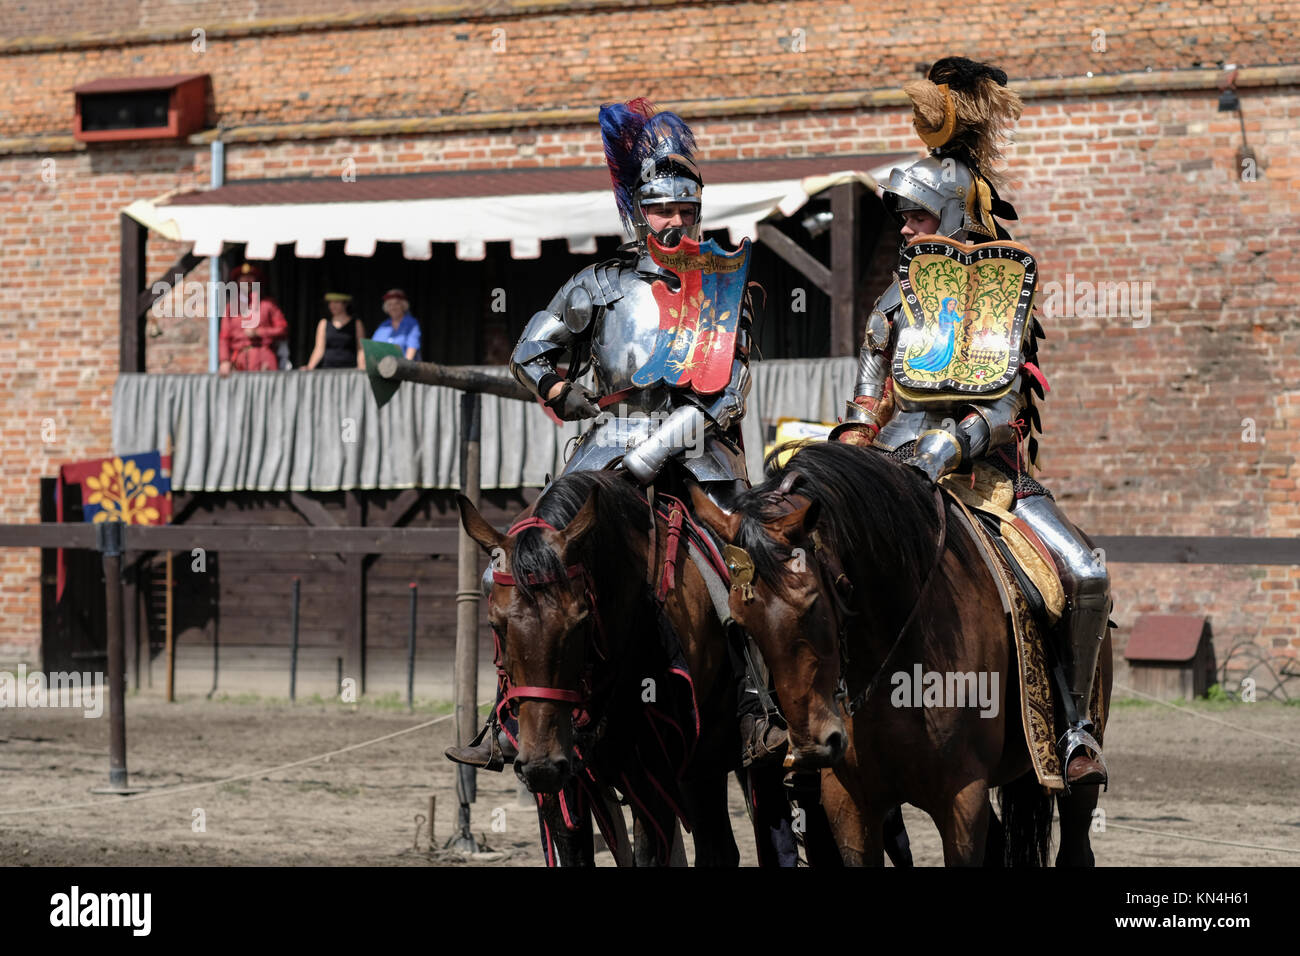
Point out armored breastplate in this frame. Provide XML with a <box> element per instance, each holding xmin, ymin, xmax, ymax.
<box><xmin>588</xmin><ymin>265</ymin><xmax>677</xmax><ymax>412</ymax></box>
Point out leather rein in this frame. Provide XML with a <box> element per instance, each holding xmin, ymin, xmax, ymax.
<box><xmin>761</xmin><ymin>473</ymin><xmax>948</xmax><ymax>717</ymax></box>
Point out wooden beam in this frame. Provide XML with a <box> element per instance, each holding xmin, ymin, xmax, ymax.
<box><xmin>119</xmin><ymin>213</ymin><xmax>147</xmax><ymax>373</ymax></box>
<box><xmin>373</xmin><ymin>488</ymin><xmax>425</xmax><ymax>529</ymax></box>
<box><xmin>830</xmin><ymin>181</ymin><xmax>863</xmax><ymax>357</ymax></box>
<box><xmin>137</xmin><ymin>249</ymin><xmax>206</xmax><ymax>317</ymax></box>
<box><xmin>0</xmin><ymin>523</ymin><xmax>459</xmax><ymax>553</ymax></box>
<box><xmin>288</xmin><ymin>492</ymin><xmax>339</xmax><ymax>528</ymax></box>
<box><xmin>755</xmin><ymin>223</ymin><xmax>831</xmax><ymax>295</ymax></box>
<box><xmin>1090</xmin><ymin>536</ymin><xmax>1300</xmax><ymax>565</ymax></box>
<box><xmin>170</xmin><ymin>491</ymin><xmax>203</xmax><ymax>526</ymax></box>
<box><xmin>377</xmin><ymin>356</ymin><xmax>534</xmax><ymax>402</ymax></box>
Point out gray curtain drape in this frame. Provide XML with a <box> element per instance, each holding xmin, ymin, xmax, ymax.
<box><xmin>113</xmin><ymin>358</ymin><xmax>856</xmax><ymax>492</ymax></box>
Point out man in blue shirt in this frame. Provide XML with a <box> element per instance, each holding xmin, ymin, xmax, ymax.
<box><xmin>372</xmin><ymin>288</ymin><xmax>421</xmax><ymax>360</ymax></box>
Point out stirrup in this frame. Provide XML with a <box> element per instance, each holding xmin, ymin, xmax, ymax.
<box><xmin>1058</xmin><ymin>724</ymin><xmax>1108</xmax><ymax>792</ymax></box>
<box><xmin>444</xmin><ymin>719</ymin><xmax>508</xmax><ymax>772</ymax></box>
<box><xmin>740</xmin><ymin>710</ymin><xmax>788</xmax><ymax>769</ymax></box>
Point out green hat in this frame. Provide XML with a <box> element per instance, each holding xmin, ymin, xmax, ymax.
<box><xmin>324</xmin><ymin>292</ymin><xmax>352</xmax><ymax>303</ymax></box>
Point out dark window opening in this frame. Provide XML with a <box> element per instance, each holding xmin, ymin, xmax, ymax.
<box><xmin>80</xmin><ymin>91</ymin><xmax>171</xmax><ymax>132</ymax></box>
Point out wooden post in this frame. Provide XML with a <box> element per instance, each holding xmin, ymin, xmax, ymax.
<box><xmin>406</xmin><ymin>582</ymin><xmax>418</xmax><ymax>712</ymax></box>
<box><xmin>345</xmin><ymin>492</ymin><xmax>366</xmax><ymax>695</ymax></box>
<box><xmin>450</xmin><ymin>391</ymin><xmax>482</xmax><ymax>852</ymax></box>
<box><xmin>162</xmin><ymin>435</ymin><xmax>174</xmax><ymax>701</ymax></box>
<box><xmin>830</xmin><ymin>181</ymin><xmax>864</xmax><ymax>357</ymax></box>
<box><xmin>122</xmin><ymin>559</ymin><xmax>139</xmax><ymax>693</ymax></box>
<box><xmin>99</xmin><ymin>520</ymin><xmax>129</xmax><ymax>790</ymax></box>
<box><xmin>119</xmin><ymin>214</ymin><xmax>147</xmax><ymax>374</ymax></box>
<box><xmin>289</xmin><ymin>577</ymin><xmax>301</xmax><ymax>702</ymax></box>
<box><xmin>164</xmin><ymin>550</ymin><xmax>174</xmax><ymax>701</ymax></box>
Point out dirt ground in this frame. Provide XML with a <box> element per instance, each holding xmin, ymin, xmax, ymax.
<box><xmin>1</xmin><ymin>692</ymin><xmax>1297</xmax><ymax>866</ymax></box>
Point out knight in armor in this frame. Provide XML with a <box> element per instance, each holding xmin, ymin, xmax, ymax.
<box><xmin>446</xmin><ymin>99</ymin><xmax>787</xmax><ymax>772</ymax></box>
<box><xmin>830</xmin><ymin>58</ymin><xmax>1110</xmax><ymax>788</ymax></box>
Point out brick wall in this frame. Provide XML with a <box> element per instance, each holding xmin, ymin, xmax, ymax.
<box><xmin>4</xmin><ymin>1</ymin><xmax>1299</xmax><ymax>136</ymax></box>
<box><xmin>1</xmin><ymin>1</ymin><xmax>1297</xmax><ymax>685</ymax></box>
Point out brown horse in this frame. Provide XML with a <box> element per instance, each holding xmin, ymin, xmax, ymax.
<box><xmin>690</xmin><ymin>441</ymin><xmax>1112</xmax><ymax>866</ymax></box>
<box><xmin>457</xmin><ymin>469</ymin><xmax>743</xmax><ymax>866</ymax></box>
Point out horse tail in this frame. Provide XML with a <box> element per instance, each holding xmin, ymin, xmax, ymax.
<box><xmin>997</xmin><ymin>772</ymin><xmax>1054</xmax><ymax>866</ymax></box>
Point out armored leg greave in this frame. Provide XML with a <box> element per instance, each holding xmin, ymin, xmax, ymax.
<box><xmin>1011</xmin><ymin>495</ymin><xmax>1110</xmax><ymax>783</ymax></box>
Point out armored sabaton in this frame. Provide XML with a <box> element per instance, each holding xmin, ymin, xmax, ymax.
<box><xmin>511</xmin><ymin>241</ymin><xmax>752</xmax><ymax>510</ymax></box>
<box><xmin>847</xmin><ymin>235</ymin><xmax>1110</xmax><ymax>781</ymax></box>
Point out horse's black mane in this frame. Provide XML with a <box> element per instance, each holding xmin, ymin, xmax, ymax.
<box><xmin>510</xmin><ymin>470</ymin><xmax>650</xmax><ymax>602</ymax></box>
<box><xmin>735</xmin><ymin>441</ymin><xmax>970</xmax><ymax>604</ymax></box>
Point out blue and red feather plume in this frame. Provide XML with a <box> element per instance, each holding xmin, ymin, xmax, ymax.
<box><xmin>598</xmin><ymin>98</ymin><xmax>697</xmax><ymax>232</ymax></box>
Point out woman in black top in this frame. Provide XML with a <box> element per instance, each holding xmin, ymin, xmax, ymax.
<box><xmin>305</xmin><ymin>293</ymin><xmax>366</xmax><ymax>370</ymax></box>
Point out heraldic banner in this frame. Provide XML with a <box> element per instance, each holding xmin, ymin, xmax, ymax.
<box><xmin>56</xmin><ymin>451</ymin><xmax>172</xmax><ymax>600</ymax></box>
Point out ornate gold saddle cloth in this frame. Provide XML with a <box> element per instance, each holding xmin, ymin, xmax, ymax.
<box><xmin>940</xmin><ymin>464</ymin><xmax>1064</xmax><ymax>621</ymax></box>
<box><xmin>939</xmin><ymin>466</ymin><xmax>1106</xmax><ymax>792</ymax></box>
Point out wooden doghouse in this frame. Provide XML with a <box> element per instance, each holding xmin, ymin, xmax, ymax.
<box><xmin>1124</xmin><ymin>615</ymin><xmax>1217</xmax><ymax>700</ymax></box>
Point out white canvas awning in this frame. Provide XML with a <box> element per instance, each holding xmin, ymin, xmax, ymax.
<box><xmin>123</xmin><ymin>155</ymin><xmax>911</xmax><ymax>261</ymax></box>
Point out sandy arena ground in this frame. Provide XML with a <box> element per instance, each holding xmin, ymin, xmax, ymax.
<box><xmin>1</xmin><ymin>692</ymin><xmax>1297</xmax><ymax>866</ymax></box>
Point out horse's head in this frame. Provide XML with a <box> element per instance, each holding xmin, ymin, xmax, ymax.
<box><xmin>689</xmin><ymin>478</ymin><xmax>848</xmax><ymax>770</ymax></box>
<box><xmin>458</xmin><ymin>488</ymin><xmax>600</xmax><ymax>794</ymax></box>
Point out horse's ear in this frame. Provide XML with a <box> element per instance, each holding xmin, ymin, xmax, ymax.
<box><xmin>560</xmin><ymin>486</ymin><xmax>599</xmax><ymax>563</ymax></box>
<box><xmin>768</xmin><ymin>497</ymin><xmax>820</xmax><ymax>542</ymax></box>
<box><xmin>688</xmin><ymin>483</ymin><xmax>741</xmax><ymax>543</ymax></box>
<box><xmin>457</xmin><ymin>494</ymin><xmax>505</xmax><ymax>555</ymax></box>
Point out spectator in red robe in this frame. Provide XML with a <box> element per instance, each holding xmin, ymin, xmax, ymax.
<box><xmin>218</xmin><ymin>263</ymin><xmax>289</xmax><ymax>377</ymax></box>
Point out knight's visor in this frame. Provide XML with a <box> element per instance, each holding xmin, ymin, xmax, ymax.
<box><xmin>640</xmin><ymin>202</ymin><xmax>698</xmax><ymax>225</ymax></box>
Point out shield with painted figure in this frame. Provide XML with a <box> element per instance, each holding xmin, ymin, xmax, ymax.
<box><xmin>893</xmin><ymin>236</ymin><xmax>1038</xmax><ymax>401</ymax></box>
<box><xmin>632</xmin><ymin>234</ymin><xmax>753</xmax><ymax>396</ymax></box>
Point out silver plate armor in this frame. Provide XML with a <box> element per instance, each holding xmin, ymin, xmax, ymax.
<box><xmin>853</xmin><ymin>281</ymin><xmax>902</xmax><ymax>401</ymax></box>
<box><xmin>510</xmin><ymin>247</ymin><xmax>751</xmax><ymax>491</ymax></box>
<box><xmin>880</xmin><ymin>155</ymin><xmax>993</xmax><ymax>240</ymax></box>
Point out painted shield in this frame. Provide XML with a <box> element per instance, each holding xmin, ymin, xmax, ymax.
<box><xmin>893</xmin><ymin>237</ymin><xmax>1038</xmax><ymax>399</ymax></box>
<box><xmin>631</xmin><ymin>235</ymin><xmax>753</xmax><ymax>396</ymax></box>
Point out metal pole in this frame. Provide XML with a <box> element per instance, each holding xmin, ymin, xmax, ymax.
<box><xmin>208</xmin><ymin>139</ymin><xmax>224</xmax><ymax>374</ymax></box>
<box><xmin>99</xmin><ymin>520</ymin><xmax>128</xmax><ymax>790</ymax></box>
<box><xmin>406</xmin><ymin>582</ymin><xmax>417</xmax><ymax>712</ymax></box>
<box><xmin>450</xmin><ymin>391</ymin><xmax>482</xmax><ymax>852</ymax></box>
<box><xmin>289</xmin><ymin>577</ymin><xmax>300</xmax><ymax>702</ymax></box>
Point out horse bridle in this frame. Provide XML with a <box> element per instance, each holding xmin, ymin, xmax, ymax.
<box><xmin>745</xmin><ymin>472</ymin><xmax>949</xmax><ymax>718</ymax></box>
<box><xmin>489</xmin><ymin>516</ymin><xmax>606</xmax><ymax>727</ymax></box>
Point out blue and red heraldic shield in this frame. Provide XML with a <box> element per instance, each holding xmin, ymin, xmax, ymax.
<box><xmin>632</xmin><ymin>235</ymin><xmax>753</xmax><ymax>396</ymax></box>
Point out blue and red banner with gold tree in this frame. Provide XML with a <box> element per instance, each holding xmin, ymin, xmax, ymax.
<box><xmin>56</xmin><ymin>451</ymin><xmax>171</xmax><ymax>599</ymax></box>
